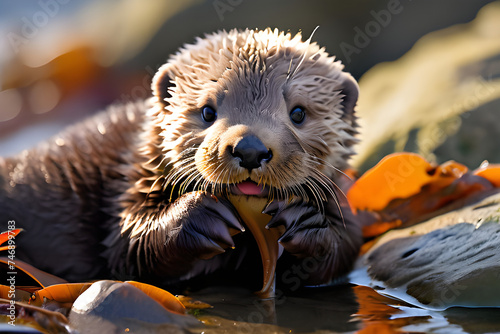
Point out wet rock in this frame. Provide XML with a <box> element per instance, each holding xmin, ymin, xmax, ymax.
<box><xmin>354</xmin><ymin>192</ymin><xmax>500</xmax><ymax>309</ymax></box>
<box><xmin>68</xmin><ymin>280</ymin><xmax>199</xmax><ymax>334</ymax></box>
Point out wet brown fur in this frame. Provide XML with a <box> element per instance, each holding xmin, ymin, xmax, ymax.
<box><xmin>0</xmin><ymin>28</ymin><xmax>362</xmax><ymax>287</ymax></box>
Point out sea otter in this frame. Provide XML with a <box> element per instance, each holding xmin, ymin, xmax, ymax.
<box><xmin>0</xmin><ymin>28</ymin><xmax>362</xmax><ymax>292</ymax></box>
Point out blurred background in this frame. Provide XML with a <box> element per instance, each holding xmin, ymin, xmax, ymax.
<box><xmin>1</xmin><ymin>0</ymin><xmax>499</xmax><ymax>171</ymax></box>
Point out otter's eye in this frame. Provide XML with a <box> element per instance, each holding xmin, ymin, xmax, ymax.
<box><xmin>201</xmin><ymin>106</ymin><xmax>217</xmax><ymax>123</ymax></box>
<box><xmin>290</xmin><ymin>106</ymin><xmax>306</xmax><ymax>125</ymax></box>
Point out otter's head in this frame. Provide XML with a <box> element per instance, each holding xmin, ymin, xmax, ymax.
<box><xmin>150</xmin><ymin>28</ymin><xmax>358</xmax><ymax>204</ymax></box>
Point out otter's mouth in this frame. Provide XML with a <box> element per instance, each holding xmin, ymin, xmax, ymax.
<box><xmin>230</xmin><ymin>180</ymin><xmax>270</xmax><ymax>197</ymax></box>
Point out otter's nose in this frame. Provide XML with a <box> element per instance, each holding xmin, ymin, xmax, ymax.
<box><xmin>231</xmin><ymin>135</ymin><xmax>272</xmax><ymax>170</ymax></box>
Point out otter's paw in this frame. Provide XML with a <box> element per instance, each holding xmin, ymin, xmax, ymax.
<box><xmin>265</xmin><ymin>200</ymin><xmax>358</xmax><ymax>259</ymax></box>
<box><xmin>168</xmin><ymin>192</ymin><xmax>244</xmax><ymax>260</ymax></box>
<box><xmin>265</xmin><ymin>201</ymin><xmax>330</xmax><ymax>258</ymax></box>
<box><xmin>265</xmin><ymin>199</ymin><xmax>361</xmax><ymax>284</ymax></box>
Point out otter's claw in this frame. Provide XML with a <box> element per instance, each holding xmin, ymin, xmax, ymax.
<box><xmin>262</xmin><ymin>198</ymin><xmax>362</xmax><ymax>284</ymax></box>
<box><xmin>168</xmin><ymin>192</ymin><xmax>243</xmax><ymax>260</ymax></box>
<box><xmin>262</xmin><ymin>200</ymin><xmax>282</xmax><ymax>216</ymax></box>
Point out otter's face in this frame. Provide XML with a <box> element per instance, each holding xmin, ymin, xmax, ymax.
<box><xmin>151</xmin><ymin>29</ymin><xmax>358</xmax><ymax>204</ymax></box>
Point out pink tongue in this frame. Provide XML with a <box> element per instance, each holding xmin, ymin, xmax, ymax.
<box><xmin>237</xmin><ymin>181</ymin><xmax>264</xmax><ymax>195</ymax></box>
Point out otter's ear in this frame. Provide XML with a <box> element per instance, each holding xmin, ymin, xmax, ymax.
<box><xmin>338</xmin><ymin>73</ymin><xmax>359</xmax><ymax>124</ymax></box>
<box><xmin>151</xmin><ymin>63</ymin><xmax>174</xmax><ymax>109</ymax></box>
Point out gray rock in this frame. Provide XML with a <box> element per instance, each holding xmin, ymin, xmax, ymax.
<box><xmin>366</xmin><ymin>222</ymin><xmax>500</xmax><ymax>309</ymax></box>
<box><xmin>69</xmin><ymin>280</ymin><xmax>199</xmax><ymax>334</ymax></box>
<box><xmin>353</xmin><ymin>192</ymin><xmax>500</xmax><ymax>309</ymax></box>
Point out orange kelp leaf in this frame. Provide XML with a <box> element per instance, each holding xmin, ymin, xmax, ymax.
<box><xmin>0</xmin><ymin>284</ymin><xmax>33</xmax><ymax>301</ymax></box>
<box><xmin>347</xmin><ymin>153</ymin><xmax>467</xmax><ymax>212</ymax></box>
<box><xmin>0</xmin><ymin>257</ymin><xmax>67</xmax><ymax>288</ymax></box>
<box><xmin>0</xmin><ymin>229</ymin><xmax>22</xmax><ymax>251</ymax></box>
<box><xmin>0</xmin><ymin>285</ymin><xmax>10</xmax><ymax>299</ymax></box>
<box><xmin>358</xmin><ymin>172</ymin><xmax>494</xmax><ymax>245</ymax></box>
<box><xmin>177</xmin><ymin>295</ymin><xmax>213</xmax><ymax>309</ymax></box>
<box><xmin>126</xmin><ymin>281</ymin><xmax>186</xmax><ymax>315</ymax></box>
<box><xmin>32</xmin><ymin>283</ymin><xmax>92</xmax><ymax>305</ymax></box>
<box><xmin>474</xmin><ymin>164</ymin><xmax>500</xmax><ymax>187</ymax></box>
<box><xmin>431</xmin><ymin>160</ymin><xmax>469</xmax><ymax>188</ymax></box>
<box><xmin>348</xmin><ymin>153</ymin><xmax>434</xmax><ymax>211</ymax></box>
<box><xmin>362</xmin><ymin>220</ymin><xmax>402</xmax><ymax>238</ymax></box>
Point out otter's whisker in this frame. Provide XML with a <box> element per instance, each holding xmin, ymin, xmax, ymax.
<box><xmin>183</xmin><ymin>159</ymin><xmax>212</xmax><ymax>193</ymax></box>
<box><xmin>313</xmin><ymin>156</ymin><xmax>353</xmax><ymax>182</ymax></box>
<box><xmin>192</xmin><ymin>167</ymin><xmax>208</xmax><ymax>193</ymax></box>
<box><xmin>308</xmin><ymin>168</ymin><xmax>335</xmax><ymax>199</ymax></box>
<box><xmin>198</xmin><ymin>156</ymin><xmax>226</xmax><ymax>193</ymax></box>
<box><xmin>267</xmin><ymin>165</ymin><xmax>287</xmax><ymax>200</ymax></box>
<box><xmin>287</xmin><ymin>127</ymin><xmax>308</xmax><ymax>154</ymax></box>
<box><xmin>220</xmin><ymin>162</ymin><xmax>233</xmax><ymax>185</ymax></box>
<box><xmin>311</xmin><ymin>165</ymin><xmax>349</xmax><ymax>205</ymax></box>
<box><xmin>306</xmin><ymin>170</ymin><xmax>346</xmax><ymax>228</ymax></box>
<box><xmin>168</xmin><ymin>163</ymin><xmax>197</xmax><ymax>188</ymax></box>
<box><xmin>180</xmin><ymin>166</ymin><xmax>201</xmax><ymax>194</ymax></box>
<box><xmin>303</xmin><ymin>155</ymin><xmax>347</xmax><ymax>200</ymax></box>
<box><xmin>287</xmin><ymin>26</ymin><xmax>319</xmax><ymax>81</ymax></box>
<box><xmin>163</xmin><ymin>157</ymin><xmax>195</xmax><ymax>182</ymax></box>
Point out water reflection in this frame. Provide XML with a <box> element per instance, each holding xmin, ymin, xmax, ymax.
<box><xmin>186</xmin><ymin>285</ymin><xmax>500</xmax><ymax>334</ymax></box>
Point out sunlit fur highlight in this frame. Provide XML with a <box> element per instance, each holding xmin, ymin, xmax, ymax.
<box><xmin>117</xmin><ymin>28</ymin><xmax>359</xmax><ymax>275</ymax></box>
<box><xmin>144</xmin><ymin>28</ymin><xmax>356</xmax><ymax>203</ymax></box>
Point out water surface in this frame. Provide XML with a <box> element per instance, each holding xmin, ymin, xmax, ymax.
<box><xmin>186</xmin><ymin>285</ymin><xmax>500</xmax><ymax>333</ymax></box>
